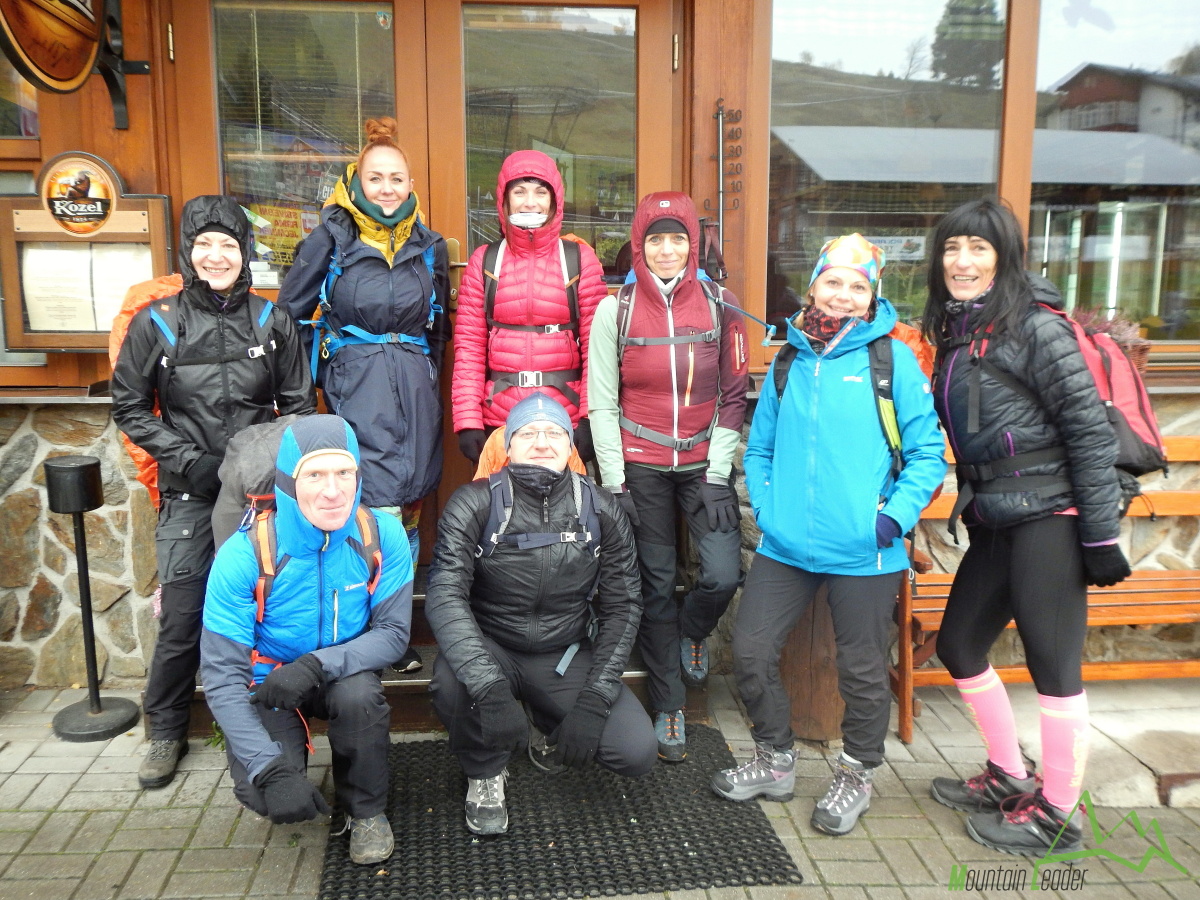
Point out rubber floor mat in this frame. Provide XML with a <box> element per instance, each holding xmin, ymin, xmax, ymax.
<box><xmin>319</xmin><ymin>723</ymin><xmax>804</xmax><ymax>899</ymax></box>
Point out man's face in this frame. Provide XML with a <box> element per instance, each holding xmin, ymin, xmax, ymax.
<box><xmin>507</xmin><ymin>418</ymin><xmax>571</xmax><ymax>472</ymax></box>
<box><xmin>294</xmin><ymin>452</ymin><xmax>358</xmax><ymax>531</ymax></box>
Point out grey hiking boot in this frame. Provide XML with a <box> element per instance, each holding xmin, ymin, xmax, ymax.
<box><xmin>465</xmin><ymin>770</ymin><xmax>509</xmax><ymax>835</ymax></box>
<box><xmin>348</xmin><ymin>813</ymin><xmax>394</xmax><ymax>865</ymax></box>
<box><xmin>654</xmin><ymin>710</ymin><xmax>686</xmax><ymax>763</ymax></box>
<box><xmin>811</xmin><ymin>754</ymin><xmax>874</xmax><ymax>836</ymax></box>
<box><xmin>138</xmin><ymin>739</ymin><xmax>188</xmax><ymax>789</ymax></box>
<box><xmin>711</xmin><ymin>742</ymin><xmax>795</xmax><ymax>802</ymax></box>
<box><xmin>680</xmin><ymin>637</ymin><xmax>709</xmax><ymax>687</ymax></box>
<box><xmin>931</xmin><ymin>760</ymin><xmax>1037</xmax><ymax>812</ymax></box>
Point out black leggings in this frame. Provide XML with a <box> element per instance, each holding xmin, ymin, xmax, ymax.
<box><xmin>937</xmin><ymin>515</ymin><xmax>1087</xmax><ymax>697</ymax></box>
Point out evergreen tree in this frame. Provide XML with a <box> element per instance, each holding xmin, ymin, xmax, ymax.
<box><xmin>930</xmin><ymin>0</ymin><xmax>1005</xmax><ymax>88</ymax></box>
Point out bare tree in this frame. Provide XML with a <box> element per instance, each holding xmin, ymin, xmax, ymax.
<box><xmin>1169</xmin><ymin>42</ymin><xmax>1200</xmax><ymax>76</ymax></box>
<box><xmin>901</xmin><ymin>36</ymin><xmax>928</xmax><ymax>81</ymax></box>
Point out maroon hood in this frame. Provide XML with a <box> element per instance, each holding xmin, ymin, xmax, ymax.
<box><xmin>630</xmin><ymin>190</ymin><xmax>702</xmax><ymax>305</ymax></box>
<box><xmin>496</xmin><ymin>150</ymin><xmax>565</xmax><ymax>255</ymax></box>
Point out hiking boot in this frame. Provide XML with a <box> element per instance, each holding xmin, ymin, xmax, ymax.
<box><xmin>811</xmin><ymin>754</ymin><xmax>874</xmax><ymax>836</ymax></box>
<box><xmin>711</xmin><ymin>742</ymin><xmax>795</xmax><ymax>802</ymax></box>
<box><xmin>392</xmin><ymin>646</ymin><xmax>423</xmax><ymax>674</ymax></box>
<box><xmin>138</xmin><ymin>739</ymin><xmax>189</xmax><ymax>789</ymax></box>
<box><xmin>528</xmin><ymin>726</ymin><xmax>566</xmax><ymax>775</ymax></box>
<box><xmin>465</xmin><ymin>770</ymin><xmax>508</xmax><ymax>835</ymax></box>
<box><xmin>348</xmin><ymin>813</ymin><xmax>394</xmax><ymax>865</ymax></box>
<box><xmin>680</xmin><ymin>637</ymin><xmax>709</xmax><ymax>687</ymax></box>
<box><xmin>655</xmin><ymin>710</ymin><xmax>687</xmax><ymax>763</ymax></box>
<box><xmin>966</xmin><ymin>789</ymin><xmax>1083</xmax><ymax>857</ymax></box>
<box><xmin>931</xmin><ymin>760</ymin><xmax>1037</xmax><ymax>812</ymax></box>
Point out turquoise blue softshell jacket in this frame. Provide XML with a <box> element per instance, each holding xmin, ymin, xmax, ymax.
<box><xmin>200</xmin><ymin>414</ymin><xmax>412</xmax><ymax>780</ymax></box>
<box><xmin>744</xmin><ymin>299</ymin><xmax>946</xmax><ymax>576</ymax></box>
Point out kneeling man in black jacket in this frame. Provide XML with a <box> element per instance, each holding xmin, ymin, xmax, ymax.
<box><xmin>426</xmin><ymin>391</ymin><xmax>657</xmax><ymax>835</ymax></box>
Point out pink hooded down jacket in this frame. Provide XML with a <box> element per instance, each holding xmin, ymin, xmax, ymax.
<box><xmin>451</xmin><ymin>150</ymin><xmax>606</xmax><ymax>431</ymax></box>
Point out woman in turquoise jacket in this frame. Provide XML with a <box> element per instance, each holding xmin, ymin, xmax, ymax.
<box><xmin>711</xmin><ymin>234</ymin><xmax>945</xmax><ymax>838</ymax></box>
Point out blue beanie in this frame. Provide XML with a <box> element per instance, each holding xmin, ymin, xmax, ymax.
<box><xmin>505</xmin><ymin>391</ymin><xmax>573</xmax><ymax>449</ymax></box>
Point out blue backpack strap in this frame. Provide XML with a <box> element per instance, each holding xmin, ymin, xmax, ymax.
<box><xmin>422</xmin><ymin>243</ymin><xmax>441</xmax><ymax>327</ymax></box>
<box><xmin>142</xmin><ymin>300</ymin><xmax>179</xmax><ymax>378</ymax></box>
<box><xmin>318</xmin><ymin>244</ymin><xmax>343</xmax><ymax>315</ymax></box>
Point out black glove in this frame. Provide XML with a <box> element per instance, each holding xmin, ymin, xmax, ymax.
<box><xmin>185</xmin><ymin>453</ymin><xmax>223</xmax><ymax>498</ymax></box>
<box><xmin>1082</xmin><ymin>544</ymin><xmax>1131</xmax><ymax>587</ymax></box>
<box><xmin>614</xmin><ymin>487</ymin><xmax>640</xmax><ymax>530</ymax></box>
<box><xmin>458</xmin><ymin>429</ymin><xmax>486</xmax><ymax>464</ymax></box>
<box><xmin>255</xmin><ymin>757</ymin><xmax>331</xmax><ymax>824</ymax></box>
<box><xmin>699</xmin><ymin>480</ymin><xmax>740</xmax><ymax>533</ymax></box>
<box><xmin>555</xmin><ymin>689</ymin><xmax>610</xmax><ymax>768</ymax></box>
<box><xmin>250</xmin><ymin>653</ymin><xmax>325</xmax><ymax>710</ymax></box>
<box><xmin>573</xmin><ymin>417</ymin><xmax>595</xmax><ymax>464</ymax></box>
<box><xmin>477</xmin><ymin>681</ymin><xmax>528</xmax><ymax>752</ymax></box>
<box><xmin>875</xmin><ymin>513</ymin><xmax>903</xmax><ymax>549</ymax></box>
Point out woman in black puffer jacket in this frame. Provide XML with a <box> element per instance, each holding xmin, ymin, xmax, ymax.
<box><xmin>921</xmin><ymin>199</ymin><xmax>1129</xmax><ymax>857</ymax></box>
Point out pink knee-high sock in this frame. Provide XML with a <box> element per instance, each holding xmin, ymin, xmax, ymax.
<box><xmin>953</xmin><ymin>667</ymin><xmax>1027</xmax><ymax>779</ymax></box>
<box><xmin>1039</xmin><ymin>691</ymin><xmax>1089</xmax><ymax>813</ymax></box>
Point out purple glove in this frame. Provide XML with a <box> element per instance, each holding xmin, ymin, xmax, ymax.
<box><xmin>875</xmin><ymin>514</ymin><xmax>903</xmax><ymax>549</ymax></box>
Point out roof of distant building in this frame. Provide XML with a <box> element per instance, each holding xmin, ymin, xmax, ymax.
<box><xmin>1048</xmin><ymin>62</ymin><xmax>1200</xmax><ymax>97</ymax></box>
<box><xmin>770</xmin><ymin>126</ymin><xmax>1200</xmax><ymax>186</ymax></box>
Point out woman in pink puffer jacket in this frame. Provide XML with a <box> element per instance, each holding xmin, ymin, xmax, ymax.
<box><xmin>451</xmin><ymin>150</ymin><xmax>607</xmax><ymax>463</ymax></box>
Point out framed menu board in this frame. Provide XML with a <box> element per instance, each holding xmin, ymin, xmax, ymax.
<box><xmin>0</xmin><ymin>152</ymin><xmax>172</xmax><ymax>352</ymax></box>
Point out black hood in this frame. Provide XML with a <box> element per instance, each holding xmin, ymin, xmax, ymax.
<box><xmin>178</xmin><ymin>195</ymin><xmax>253</xmax><ymax>294</ymax></box>
<box><xmin>1026</xmin><ymin>270</ymin><xmax>1064</xmax><ymax>311</ymax></box>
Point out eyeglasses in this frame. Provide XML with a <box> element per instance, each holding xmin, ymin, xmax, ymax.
<box><xmin>511</xmin><ymin>426</ymin><xmax>569</xmax><ymax>443</ymax></box>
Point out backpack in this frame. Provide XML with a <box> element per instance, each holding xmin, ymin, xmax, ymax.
<box><xmin>212</xmin><ymin>416</ymin><xmax>303</xmax><ymax>548</ymax></box>
<box><xmin>304</xmin><ymin>240</ymin><xmax>441</xmax><ymax>380</ymax></box>
<box><xmin>476</xmin><ymin>468</ymin><xmax>602</xmax><ymax>562</ymax></box>
<box><xmin>481</xmin><ymin>237</ymin><xmax>584</xmax><ymax>406</ymax></box>
<box><xmin>946</xmin><ymin>304</ymin><xmax>1167</xmax><ymax>524</ymax></box>
<box><xmin>772</xmin><ymin>335</ymin><xmax>903</xmax><ymax>486</ymax></box>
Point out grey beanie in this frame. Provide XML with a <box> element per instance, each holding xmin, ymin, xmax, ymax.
<box><xmin>505</xmin><ymin>391</ymin><xmax>573</xmax><ymax>449</ymax></box>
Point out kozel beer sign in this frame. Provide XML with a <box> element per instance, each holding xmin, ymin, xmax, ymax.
<box><xmin>38</xmin><ymin>152</ymin><xmax>122</xmax><ymax>235</ymax></box>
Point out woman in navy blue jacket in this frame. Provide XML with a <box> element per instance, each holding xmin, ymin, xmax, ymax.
<box><xmin>710</xmin><ymin>234</ymin><xmax>945</xmax><ymax>838</ymax></box>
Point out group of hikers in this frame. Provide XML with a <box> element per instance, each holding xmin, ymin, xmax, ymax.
<box><xmin>110</xmin><ymin>117</ymin><xmax>1131</xmax><ymax>868</ymax></box>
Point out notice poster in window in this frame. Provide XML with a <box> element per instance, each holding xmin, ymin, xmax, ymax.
<box><xmin>92</xmin><ymin>243</ymin><xmax>154</xmax><ymax>332</ymax></box>
<box><xmin>20</xmin><ymin>242</ymin><xmax>96</xmax><ymax>330</ymax></box>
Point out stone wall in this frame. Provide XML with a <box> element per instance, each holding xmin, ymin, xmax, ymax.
<box><xmin>717</xmin><ymin>391</ymin><xmax>1200</xmax><ymax>673</ymax></box>
<box><xmin>0</xmin><ymin>404</ymin><xmax>158</xmax><ymax>690</ymax></box>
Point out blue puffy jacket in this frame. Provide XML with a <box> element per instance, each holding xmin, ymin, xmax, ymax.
<box><xmin>201</xmin><ymin>415</ymin><xmax>412</xmax><ymax>780</ymax></box>
<box><xmin>745</xmin><ymin>299</ymin><xmax>946</xmax><ymax>576</ymax></box>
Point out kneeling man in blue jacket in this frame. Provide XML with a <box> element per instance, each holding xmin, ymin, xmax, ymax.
<box><xmin>201</xmin><ymin>414</ymin><xmax>412</xmax><ymax>866</ymax></box>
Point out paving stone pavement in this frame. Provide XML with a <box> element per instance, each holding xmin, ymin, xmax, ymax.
<box><xmin>0</xmin><ymin>678</ymin><xmax>1197</xmax><ymax>900</ymax></box>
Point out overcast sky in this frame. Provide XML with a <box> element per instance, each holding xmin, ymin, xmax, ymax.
<box><xmin>770</xmin><ymin>0</ymin><xmax>1199</xmax><ymax>91</ymax></box>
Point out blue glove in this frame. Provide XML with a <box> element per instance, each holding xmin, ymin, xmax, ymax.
<box><xmin>875</xmin><ymin>514</ymin><xmax>903</xmax><ymax>549</ymax></box>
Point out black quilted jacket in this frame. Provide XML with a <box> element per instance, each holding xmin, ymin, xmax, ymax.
<box><xmin>424</xmin><ymin>466</ymin><xmax>642</xmax><ymax>707</ymax></box>
<box><xmin>933</xmin><ymin>274</ymin><xmax>1121</xmax><ymax>544</ymax></box>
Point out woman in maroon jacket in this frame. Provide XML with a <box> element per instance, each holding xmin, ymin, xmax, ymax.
<box><xmin>451</xmin><ymin>150</ymin><xmax>607</xmax><ymax>463</ymax></box>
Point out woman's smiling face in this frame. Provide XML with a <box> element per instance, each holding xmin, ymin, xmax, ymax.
<box><xmin>942</xmin><ymin>234</ymin><xmax>998</xmax><ymax>302</ymax></box>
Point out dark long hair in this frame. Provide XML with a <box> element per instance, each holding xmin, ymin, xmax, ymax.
<box><xmin>922</xmin><ymin>198</ymin><xmax>1032</xmax><ymax>346</ymax></box>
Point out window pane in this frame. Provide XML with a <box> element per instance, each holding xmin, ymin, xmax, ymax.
<box><xmin>464</xmin><ymin>6</ymin><xmax>636</xmax><ymax>281</ymax></box>
<box><xmin>214</xmin><ymin>1</ymin><xmax>396</xmax><ymax>285</ymax></box>
<box><xmin>1031</xmin><ymin>2</ymin><xmax>1200</xmax><ymax>339</ymax></box>
<box><xmin>769</xmin><ymin>0</ymin><xmax>1006</xmax><ymax>328</ymax></box>
<box><xmin>0</xmin><ymin>55</ymin><xmax>37</xmax><ymax>137</ymax></box>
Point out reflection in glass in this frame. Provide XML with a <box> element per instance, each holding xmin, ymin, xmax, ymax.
<box><xmin>463</xmin><ymin>6</ymin><xmax>636</xmax><ymax>279</ymax></box>
<box><xmin>213</xmin><ymin>1</ymin><xmax>396</xmax><ymax>283</ymax></box>
<box><xmin>0</xmin><ymin>54</ymin><xmax>37</xmax><ymax>137</ymax></box>
<box><xmin>768</xmin><ymin>0</ymin><xmax>1006</xmax><ymax>329</ymax></box>
<box><xmin>1032</xmin><ymin>1</ymin><xmax>1200</xmax><ymax>338</ymax></box>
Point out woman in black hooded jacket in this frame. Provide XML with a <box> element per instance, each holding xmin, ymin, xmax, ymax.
<box><xmin>921</xmin><ymin>199</ymin><xmax>1129</xmax><ymax>857</ymax></box>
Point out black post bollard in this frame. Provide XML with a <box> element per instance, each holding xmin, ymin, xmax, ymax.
<box><xmin>44</xmin><ymin>455</ymin><xmax>140</xmax><ymax>742</ymax></box>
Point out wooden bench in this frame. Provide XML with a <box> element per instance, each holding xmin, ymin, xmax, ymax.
<box><xmin>890</xmin><ymin>434</ymin><xmax>1200</xmax><ymax>744</ymax></box>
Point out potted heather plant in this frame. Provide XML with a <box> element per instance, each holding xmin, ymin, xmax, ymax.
<box><xmin>1070</xmin><ymin>308</ymin><xmax>1151</xmax><ymax>373</ymax></box>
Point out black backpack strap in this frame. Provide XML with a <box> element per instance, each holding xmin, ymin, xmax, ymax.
<box><xmin>143</xmin><ymin>300</ymin><xmax>179</xmax><ymax>379</ymax></box>
<box><xmin>248</xmin><ymin>295</ymin><xmax>280</xmax><ymax>401</ymax></box>
<box><xmin>343</xmin><ymin>505</ymin><xmax>383</xmax><ymax>595</ymax></box>
<box><xmin>476</xmin><ymin>471</ymin><xmax>514</xmax><ymax>559</ymax></box>
<box><xmin>772</xmin><ymin>343</ymin><xmax>798</xmax><ymax>401</ymax></box>
<box><xmin>482</xmin><ymin>240</ymin><xmax>503</xmax><ymax>326</ymax></box>
<box><xmin>562</xmin><ymin>238</ymin><xmax>581</xmax><ymax>330</ymax></box>
<box><xmin>868</xmin><ymin>336</ymin><xmax>903</xmax><ymax>483</ymax></box>
<box><xmin>615</xmin><ymin>282</ymin><xmax>637</xmax><ymax>362</ymax></box>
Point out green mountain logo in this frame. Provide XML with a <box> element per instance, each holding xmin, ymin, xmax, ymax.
<box><xmin>1035</xmin><ymin>791</ymin><xmax>1192</xmax><ymax>878</ymax></box>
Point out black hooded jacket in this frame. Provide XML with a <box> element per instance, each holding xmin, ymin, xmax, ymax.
<box><xmin>933</xmin><ymin>273</ymin><xmax>1121</xmax><ymax>544</ymax></box>
<box><xmin>112</xmin><ymin>196</ymin><xmax>315</xmax><ymax>494</ymax></box>
<box><xmin>424</xmin><ymin>465</ymin><xmax>642</xmax><ymax>707</ymax></box>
